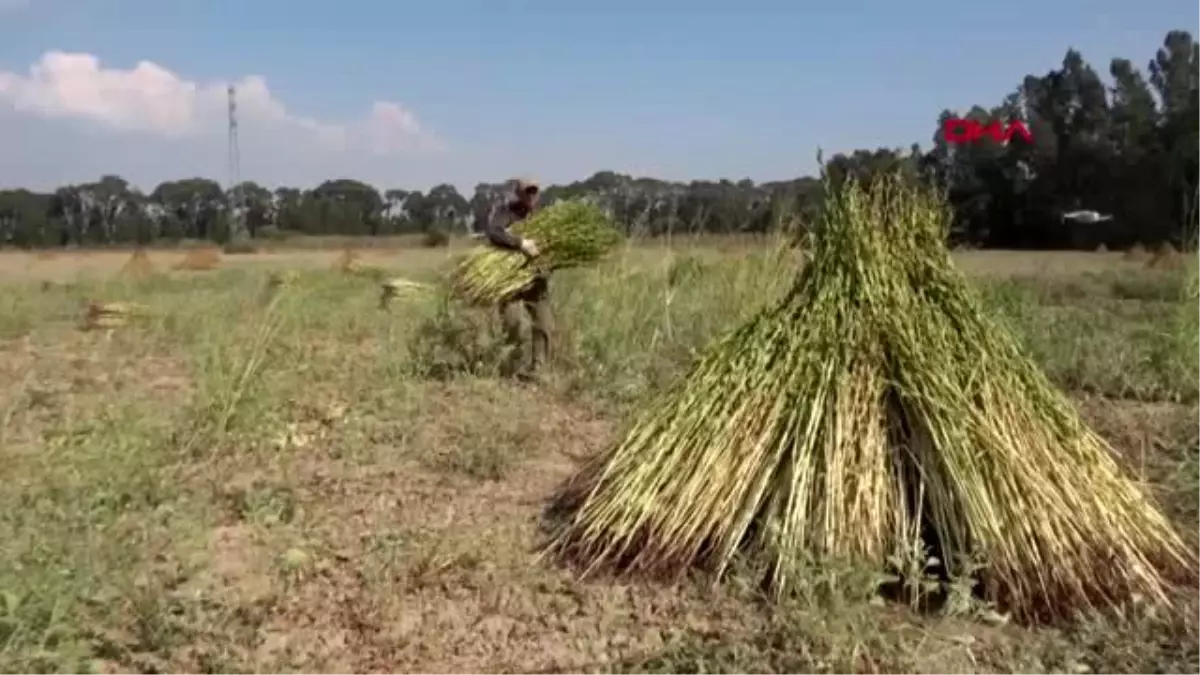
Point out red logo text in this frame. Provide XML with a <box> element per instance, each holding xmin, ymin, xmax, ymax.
<box><xmin>942</xmin><ymin>118</ymin><xmax>1033</xmax><ymax>145</ymax></box>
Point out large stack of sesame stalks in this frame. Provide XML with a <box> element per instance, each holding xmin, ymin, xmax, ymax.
<box><xmin>544</xmin><ymin>171</ymin><xmax>1197</xmax><ymax>623</ymax></box>
<box><xmin>118</xmin><ymin>248</ymin><xmax>158</xmax><ymax>281</ymax></box>
<box><xmin>450</xmin><ymin>200</ymin><xmax>622</xmax><ymax>304</ymax></box>
<box><xmin>334</xmin><ymin>248</ymin><xmax>364</xmax><ymax>274</ymax></box>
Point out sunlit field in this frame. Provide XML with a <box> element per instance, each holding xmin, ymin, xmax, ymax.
<box><xmin>0</xmin><ymin>238</ymin><xmax>1196</xmax><ymax>673</ymax></box>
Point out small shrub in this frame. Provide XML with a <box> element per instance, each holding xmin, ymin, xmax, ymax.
<box><xmin>223</xmin><ymin>239</ymin><xmax>259</xmax><ymax>255</ymax></box>
<box><xmin>667</xmin><ymin>255</ymin><xmax>707</xmax><ymax>288</ymax></box>
<box><xmin>1110</xmin><ymin>273</ymin><xmax>1185</xmax><ymax>302</ymax></box>
<box><xmin>255</xmin><ymin>226</ymin><xmax>290</xmax><ymax>242</ymax></box>
<box><xmin>1124</xmin><ymin>243</ymin><xmax>1150</xmax><ymax>261</ymax></box>
<box><xmin>407</xmin><ymin>295</ymin><xmax>507</xmax><ymax>379</ymax></box>
<box><xmin>422</xmin><ymin>225</ymin><xmax>451</xmax><ymax>248</ymax></box>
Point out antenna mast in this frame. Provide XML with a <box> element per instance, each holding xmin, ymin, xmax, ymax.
<box><xmin>227</xmin><ymin>84</ymin><xmax>245</xmax><ymax>239</ymax></box>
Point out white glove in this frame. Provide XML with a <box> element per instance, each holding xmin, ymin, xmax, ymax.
<box><xmin>520</xmin><ymin>238</ymin><xmax>540</xmax><ymax>258</ymax></box>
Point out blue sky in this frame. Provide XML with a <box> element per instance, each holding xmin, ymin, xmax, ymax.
<box><xmin>0</xmin><ymin>0</ymin><xmax>1195</xmax><ymax>192</ymax></box>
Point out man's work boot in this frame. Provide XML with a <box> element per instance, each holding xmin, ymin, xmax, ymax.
<box><xmin>515</xmin><ymin>369</ymin><xmax>543</xmax><ymax>386</ymax></box>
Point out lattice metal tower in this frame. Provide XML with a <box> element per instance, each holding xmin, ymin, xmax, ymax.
<box><xmin>227</xmin><ymin>84</ymin><xmax>245</xmax><ymax>238</ymax></box>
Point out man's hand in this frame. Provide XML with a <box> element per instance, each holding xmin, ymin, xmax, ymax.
<box><xmin>520</xmin><ymin>238</ymin><xmax>541</xmax><ymax>258</ymax></box>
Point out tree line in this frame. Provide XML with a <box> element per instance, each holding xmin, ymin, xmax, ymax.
<box><xmin>0</xmin><ymin>30</ymin><xmax>1195</xmax><ymax>251</ymax></box>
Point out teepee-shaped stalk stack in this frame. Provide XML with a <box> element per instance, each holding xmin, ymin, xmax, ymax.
<box><xmin>545</xmin><ymin>172</ymin><xmax>1196</xmax><ymax>622</ymax></box>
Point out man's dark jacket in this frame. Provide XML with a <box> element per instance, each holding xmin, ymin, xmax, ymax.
<box><xmin>482</xmin><ymin>200</ymin><xmax>549</xmax><ymax>296</ymax></box>
<box><xmin>482</xmin><ymin>201</ymin><xmax>534</xmax><ymax>251</ymax></box>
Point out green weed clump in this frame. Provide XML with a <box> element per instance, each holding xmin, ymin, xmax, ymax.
<box><xmin>545</xmin><ymin>172</ymin><xmax>1197</xmax><ymax>623</ymax></box>
<box><xmin>450</xmin><ymin>200</ymin><xmax>623</xmax><ymax>304</ymax></box>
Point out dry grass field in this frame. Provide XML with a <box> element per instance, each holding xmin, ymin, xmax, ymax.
<box><xmin>0</xmin><ymin>239</ymin><xmax>1196</xmax><ymax>673</ymax></box>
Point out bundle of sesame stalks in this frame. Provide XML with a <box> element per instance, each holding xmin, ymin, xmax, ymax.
<box><xmin>450</xmin><ymin>200</ymin><xmax>622</xmax><ymax>304</ymax></box>
<box><xmin>544</xmin><ymin>171</ymin><xmax>1197</xmax><ymax>623</ymax></box>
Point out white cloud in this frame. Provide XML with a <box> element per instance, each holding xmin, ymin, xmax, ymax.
<box><xmin>0</xmin><ymin>51</ymin><xmax>448</xmax><ymax>191</ymax></box>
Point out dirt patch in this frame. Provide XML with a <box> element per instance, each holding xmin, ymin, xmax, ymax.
<box><xmin>108</xmin><ymin>384</ymin><xmax>1200</xmax><ymax>672</ymax></box>
<box><xmin>199</xmin><ymin>524</ymin><xmax>277</xmax><ymax>605</ymax></box>
<box><xmin>0</xmin><ymin>331</ymin><xmax>192</xmax><ymax>456</ymax></box>
<box><xmin>168</xmin><ymin>383</ymin><xmax>766</xmax><ymax>672</ymax></box>
<box><xmin>1075</xmin><ymin>396</ymin><xmax>1198</xmax><ymax>529</ymax></box>
<box><xmin>1075</xmin><ymin>397</ymin><xmax>1197</xmax><ymax>478</ymax></box>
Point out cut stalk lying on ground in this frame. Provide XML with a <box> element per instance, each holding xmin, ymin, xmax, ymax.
<box><xmin>380</xmin><ymin>276</ymin><xmax>433</xmax><ymax>309</ymax></box>
<box><xmin>450</xmin><ymin>200</ymin><xmax>623</xmax><ymax>304</ymax></box>
<box><xmin>544</xmin><ymin>171</ymin><xmax>1198</xmax><ymax>623</ymax></box>
<box><xmin>83</xmin><ymin>300</ymin><xmax>149</xmax><ymax>330</ymax></box>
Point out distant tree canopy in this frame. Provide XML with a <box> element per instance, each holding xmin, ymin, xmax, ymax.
<box><xmin>0</xmin><ymin>31</ymin><xmax>1196</xmax><ymax>250</ymax></box>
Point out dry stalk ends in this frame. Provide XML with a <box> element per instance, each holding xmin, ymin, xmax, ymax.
<box><xmin>82</xmin><ymin>300</ymin><xmax>148</xmax><ymax>330</ymax></box>
<box><xmin>450</xmin><ymin>200</ymin><xmax>622</xmax><ymax>304</ymax></box>
<box><xmin>544</xmin><ymin>172</ymin><xmax>1197</xmax><ymax>624</ymax></box>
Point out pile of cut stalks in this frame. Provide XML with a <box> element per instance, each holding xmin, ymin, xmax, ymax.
<box><xmin>545</xmin><ymin>171</ymin><xmax>1197</xmax><ymax>623</ymax></box>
